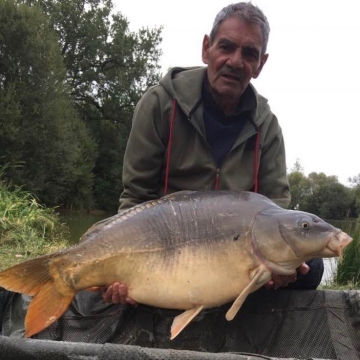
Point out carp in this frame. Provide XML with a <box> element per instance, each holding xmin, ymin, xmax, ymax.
<box><xmin>0</xmin><ymin>191</ymin><xmax>352</xmax><ymax>340</ymax></box>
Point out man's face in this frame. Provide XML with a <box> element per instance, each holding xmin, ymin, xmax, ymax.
<box><xmin>202</xmin><ymin>17</ymin><xmax>268</xmax><ymax>109</ymax></box>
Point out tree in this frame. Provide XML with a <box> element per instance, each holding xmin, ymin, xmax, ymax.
<box><xmin>300</xmin><ymin>172</ymin><xmax>353</xmax><ymax>219</ymax></box>
<box><xmin>287</xmin><ymin>159</ymin><xmax>311</xmax><ymax>210</ymax></box>
<box><xmin>348</xmin><ymin>174</ymin><xmax>360</xmax><ymax>218</ymax></box>
<box><xmin>0</xmin><ymin>0</ymin><xmax>96</xmax><ymax>207</ymax></box>
<box><xmin>288</xmin><ymin>162</ymin><xmax>356</xmax><ymax>219</ymax></box>
<box><xmin>19</xmin><ymin>0</ymin><xmax>163</xmax><ymax>209</ymax></box>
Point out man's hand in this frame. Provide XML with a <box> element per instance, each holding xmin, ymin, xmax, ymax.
<box><xmin>264</xmin><ymin>263</ymin><xmax>310</xmax><ymax>289</ymax></box>
<box><xmin>101</xmin><ymin>282</ymin><xmax>137</xmax><ymax>305</ymax></box>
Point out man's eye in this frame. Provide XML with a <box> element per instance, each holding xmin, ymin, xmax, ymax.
<box><xmin>243</xmin><ymin>50</ymin><xmax>258</xmax><ymax>59</ymax></box>
<box><xmin>220</xmin><ymin>45</ymin><xmax>231</xmax><ymax>51</ymax></box>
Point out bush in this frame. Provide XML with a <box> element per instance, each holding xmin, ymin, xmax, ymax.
<box><xmin>0</xmin><ymin>164</ymin><xmax>70</xmax><ymax>269</ymax></box>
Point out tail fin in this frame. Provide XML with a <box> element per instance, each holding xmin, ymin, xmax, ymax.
<box><xmin>0</xmin><ymin>255</ymin><xmax>76</xmax><ymax>337</ymax></box>
<box><xmin>0</xmin><ymin>255</ymin><xmax>53</xmax><ymax>295</ymax></box>
<box><xmin>25</xmin><ymin>279</ymin><xmax>75</xmax><ymax>337</ymax></box>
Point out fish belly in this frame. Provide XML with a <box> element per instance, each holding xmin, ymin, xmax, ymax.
<box><xmin>120</xmin><ymin>245</ymin><xmax>255</xmax><ymax>310</ymax></box>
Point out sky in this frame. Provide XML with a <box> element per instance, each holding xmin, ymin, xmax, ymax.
<box><xmin>113</xmin><ymin>0</ymin><xmax>360</xmax><ymax>185</ymax></box>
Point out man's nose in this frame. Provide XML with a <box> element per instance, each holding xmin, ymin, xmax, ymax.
<box><xmin>226</xmin><ymin>49</ymin><xmax>244</xmax><ymax>69</ymax></box>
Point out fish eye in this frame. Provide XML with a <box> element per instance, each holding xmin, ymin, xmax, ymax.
<box><xmin>300</xmin><ymin>221</ymin><xmax>310</xmax><ymax>230</ymax></box>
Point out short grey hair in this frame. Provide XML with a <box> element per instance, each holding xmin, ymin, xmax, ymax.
<box><xmin>210</xmin><ymin>2</ymin><xmax>270</xmax><ymax>55</ymax></box>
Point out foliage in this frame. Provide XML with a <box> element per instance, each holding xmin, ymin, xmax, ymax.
<box><xmin>0</xmin><ymin>0</ymin><xmax>162</xmax><ymax>210</ymax></box>
<box><xmin>92</xmin><ymin>120</ymin><xmax>128</xmax><ymax>210</ymax></box>
<box><xmin>288</xmin><ymin>159</ymin><xmax>311</xmax><ymax>210</ymax></box>
<box><xmin>334</xmin><ymin>219</ymin><xmax>360</xmax><ymax>287</ymax></box>
<box><xmin>288</xmin><ymin>161</ymin><xmax>357</xmax><ymax>219</ymax></box>
<box><xmin>301</xmin><ymin>177</ymin><xmax>354</xmax><ymax>220</ymax></box>
<box><xmin>17</xmin><ymin>0</ymin><xmax>163</xmax><ymax>210</ymax></box>
<box><xmin>0</xmin><ymin>0</ymin><xmax>97</xmax><ymax>208</ymax></box>
<box><xmin>0</xmin><ymin>163</ymin><xmax>70</xmax><ymax>269</ymax></box>
<box><xmin>348</xmin><ymin>174</ymin><xmax>360</xmax><ymax>216</ymax></box>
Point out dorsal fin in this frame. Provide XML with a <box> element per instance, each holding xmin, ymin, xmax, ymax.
<box><xmin>80</xmin><ymin>191</ymin><xmax>196</xmax><ymax>242</ymax></box>
<box><xmin>161</xmin><ymin>190</ymin><xmax>196</xmax><ymax>200</ymax></box>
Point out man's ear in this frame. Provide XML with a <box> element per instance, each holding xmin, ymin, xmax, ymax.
<box><xmin>253</xmin><ymin>53</ymin><xmax>269</xmax><ymax>79</ymax></box>
<box><xmin>202</xmin><ymin>35</ymin><xmax>211</xmax><ymax>64</ymax></box>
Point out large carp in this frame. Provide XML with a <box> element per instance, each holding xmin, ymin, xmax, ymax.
<box><xmin>0</xmin><ymin>191</ymin><xmax>352</xmax><ymax>339</ymax></box>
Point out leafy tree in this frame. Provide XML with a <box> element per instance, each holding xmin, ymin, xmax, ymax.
<box><xmin>348</xmin><ymin>174</ymin><xmax>360</xmax><ymax>218</ymax></box>
<box><xmin>288</xmin><ymin>161</ymin><xmax>356</xmax><ymax>219</ymax></box>
<box><xmin>0</xmin><ymin>0</ymin><xmax>96</xmax><ymax>207</ymax></box>
<box><xmin>19</xmin><ymin>0</ymin><xmax>163</xmax><ymax>210</ymax></box>
<box><xmin>288</xmin><ymin>159</ymin><xmax>311</xmax><ymax>210</ymax></box>
<box><xmin>92</xmin><ymin>119</ymin><xmax>128</xmax><ymax>210</ymax></box>
<box><xmin>316</xmin><ymin>183</ymin><xmax>354</xmax><ymax>219</ymax></box>
<box><xmin>300</xmin><ymin>172</ymin><xmax>353</xmax><ymax>219</ymax></box>
<box><xmin>348</xmin><ymin>174</ymin><xmax>360</xmax><ymax>185</ymax></box>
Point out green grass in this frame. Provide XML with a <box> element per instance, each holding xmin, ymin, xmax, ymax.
<box><xmin>0</xmin><ymin>165</ymin><xmax>70</xmax><ymax>269</ymax></box>
<box><xmin>318</xmin><ymin>219</ymin><xmax>360</xmax><ymax>290</ymax></box>
<box><xmin>333</xmin><ymin>219</ymin><xmax>360</xmax><ymax>288</ymax></box>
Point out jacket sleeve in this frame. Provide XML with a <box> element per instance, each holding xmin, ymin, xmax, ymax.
<box><xmin>119</xmin><ymin>87</ymin><xmax>169</xmax><ymax>212</ymax></box>
<box><xmin>257</xmin><ymin>114</ymin><xmax>291</xmax><ymax>209</ymax></box>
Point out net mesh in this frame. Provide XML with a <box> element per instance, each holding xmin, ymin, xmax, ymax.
<box><xmin>1</xmin><ymin>289</ymin><xmax>360</xmax><ymax>360</ymax></box>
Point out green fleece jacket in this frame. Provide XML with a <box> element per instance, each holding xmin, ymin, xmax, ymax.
<box><xmin>119</xmin><ymin>67</ymin><xmax>290</xmax><ymax>211</ymax></box>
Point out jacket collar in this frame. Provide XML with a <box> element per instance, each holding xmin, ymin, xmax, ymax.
<box><xmin>160</xmin><ymin>67</ymin><xmax>206</xmax><ymax>116</ymax></box>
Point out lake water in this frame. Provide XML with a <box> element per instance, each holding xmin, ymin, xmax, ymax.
<box><xmin>60</xmin><ymin>212</ymin><xmax>115</xmax><ymax>244</ymax></box>
<box><xmin>322</xmin><ymin>258</ymin><xmax>338</xmax><ymax>285</ymax></box>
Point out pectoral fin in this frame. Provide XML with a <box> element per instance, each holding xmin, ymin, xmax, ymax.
<box><xmin>226</xmin><ymin>267</ymin><xmax>270</xmax><ymax>321</ymax></box>
<box><xmin>170</xmin><ymin>305</ymin><xmax>204</xmax><ymax>340</ymax></box>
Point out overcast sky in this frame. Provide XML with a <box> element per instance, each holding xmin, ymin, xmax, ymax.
<box><xmin>113</xmin><ymin>0</ymin><xmax>360</xmax><ymax>185</ymax></box>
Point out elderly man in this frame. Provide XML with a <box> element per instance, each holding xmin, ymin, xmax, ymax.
<box><xmin>103</xmin><ymin>2</ymin><xmax>323</xmax><ymax>304</ymax></box>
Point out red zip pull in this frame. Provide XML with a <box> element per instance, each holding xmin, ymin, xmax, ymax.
<box><xmin>214</xmin><ymin>168</ymin><xmax>220</xmax><ymax>190</ymax></box>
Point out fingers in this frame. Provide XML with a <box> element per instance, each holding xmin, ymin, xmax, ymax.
<box><xmin>117</xmin><ymin>283</ymin><xmax>137</xmax><ymax>305</ymax></box>
<box><xmin>103</xmin><ymin>282</ymin><xmax>124</xmax><ymax>304</ymax></box>
<box><xmin>264</xmin><ymin>262</ymin><xmax>311</xmax><ymax>290</ymax></box>
<box><xmin>102</xmin><ymin>282</ymin><xmax>137</xmax><ymax>305</ymax></box>
<box><xmin>297</xmin><ymin>262</ymin><xmax>310</xmax><ymax>275</ymax></box>
<box><xmin>265</xmin><ymin>273</ymin><xmax>297</xmax><ymax>290</ymax></box>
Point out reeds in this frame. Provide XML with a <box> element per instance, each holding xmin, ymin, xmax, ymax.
<box><xmin>0</xmin><ymin>164</ymin><xmax>69</xmax><ymax>269</ymax></box>
<box><xmin>334</xmin><ymin>219</ymin><xmax>360</xmax><ymax>288</ymax></box>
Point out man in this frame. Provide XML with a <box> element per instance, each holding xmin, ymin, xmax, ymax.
<box><xmin>103</xmin><ymin>2</ymin><xmax>323</xmax><ymax>305</ymax></box>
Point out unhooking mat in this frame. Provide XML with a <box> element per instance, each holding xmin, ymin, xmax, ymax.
<box><xmin>0</xmin><ymin>288</ymin><xmax>360</xmax><ymax>360</ymax></box>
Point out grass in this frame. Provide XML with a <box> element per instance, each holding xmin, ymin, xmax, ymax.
<box><xmin>318</xmin><ymin>219</ymin><xmax>360</xmax><ymax>290</ymax></box>
<box><xmin>0</xmin><ymin>164</ymin><xmax>70</xmax><ymax>270</ymax></box>
<box><xmin>333</xmin><ymin>219</ymin><xmax>360</xmax><ymax>288</ymax></box>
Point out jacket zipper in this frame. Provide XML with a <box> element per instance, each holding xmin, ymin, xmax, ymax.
<box><xmin>188</xmin><ymin>115</ymin><xmax>221</xmax><ymax>191</ymax></box>
<box><xmin>214</xmin><ymin>168</ymin><xmax>220</xmax><ymax>190</ymax></box>
<box><xmin>187</xmin><ymin>115</ymin><xmax>258</xmax><ymax>193</ymax></box>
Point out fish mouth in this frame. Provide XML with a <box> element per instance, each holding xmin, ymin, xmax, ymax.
<box><xmin>326</xmin><ymin>231</ymin><xmax>353</xmax><ymax>259</ymax></box>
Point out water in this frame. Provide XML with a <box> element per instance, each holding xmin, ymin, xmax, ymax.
<box><xmin>59</xmin><ymin>211</ymin><xmax>115</xmax><ymax>244</ymax></box>
<box><xmin>322</xmin><ymin>258</ymin><xmax>338</xmax><ymax>285</ymax></box>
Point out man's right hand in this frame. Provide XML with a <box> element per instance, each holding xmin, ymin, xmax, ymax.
<box><xmin>101</xmin><ymin>282</ymin><xmax>137</xmax><ymax>305</ymax></box>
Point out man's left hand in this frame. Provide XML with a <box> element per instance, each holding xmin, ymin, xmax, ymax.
<box><xmin>264</xmin><ymin>263</ymin><xmax>310</xmax><ymax>289</ymax></box>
